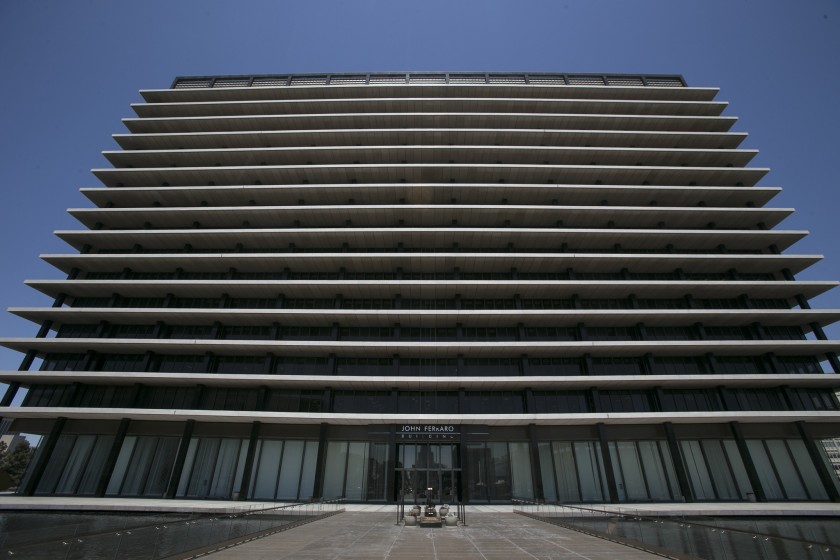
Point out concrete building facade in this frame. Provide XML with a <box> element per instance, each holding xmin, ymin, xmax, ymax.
<box><xmin>2</xmin><ymin>72</ymin><xmax>840</xmax><ymax>504</ymax></box>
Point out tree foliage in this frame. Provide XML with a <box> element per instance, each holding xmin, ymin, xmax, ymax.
<box><xmin>0</xmin><ymin>439</ymin><xmax>35</xmax><ymax>488</ymax></box>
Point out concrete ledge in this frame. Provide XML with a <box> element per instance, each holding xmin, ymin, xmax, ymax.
<box><xmin>2</xmin><ymin>495</ymin><xmax>840</xmax><ymax>517</ymax></box>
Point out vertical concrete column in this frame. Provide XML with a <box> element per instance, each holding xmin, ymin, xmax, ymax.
<box><xmin>663</xmin><ymin>422</ymin><xmax>694</xmax><ymax>502</ymax></box>
<box><xmin>237</xmin><ymin>421</ymin><xmax>262</xmax><ymax>500</ymax></box>
<box><xmin>386</xmin><ymin>425</ymin><xmax>397</xmax><ymax>502</ymax></box>
<box><xmin>165</xmin><ymin>419</ymin><xmax>195</xmax><ymax>499</ymax></box>
<box><xmin>312</xmin><ymin>423</ymin><xmax>329</xmax><ymax>499</ymax></box>
<box><xmin>596</xmin><ymin>423</ymin><xmax>619</xmax><ymax>503</ymax></box>
<box><xmin>527</xmin><ymin>423</ymin><xmax>545</xmax><ymax>502</ymax></box>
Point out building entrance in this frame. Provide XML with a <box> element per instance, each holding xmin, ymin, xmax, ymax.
<box><xmin>395</xmin><ymin>443</ymin><xmax>461</xmax><ymax>504</ymax></box>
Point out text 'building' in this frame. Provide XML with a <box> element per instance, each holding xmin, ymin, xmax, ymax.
<box><xmin>2</xmin><ymin>72</ymin><xmax>840</xmax><ymax>504</ymax></box>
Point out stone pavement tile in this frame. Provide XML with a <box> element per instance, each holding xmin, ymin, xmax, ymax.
<box><xmin>204</xmin><ymin>511</ymin><xmax>665</xmax><ymax>559</ymax></box>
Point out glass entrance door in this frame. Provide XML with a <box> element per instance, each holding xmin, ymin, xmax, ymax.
<box><xmin>395</xmin><ymin>443</ymin><xmax>460</xmax><ymax>504</ymax></box>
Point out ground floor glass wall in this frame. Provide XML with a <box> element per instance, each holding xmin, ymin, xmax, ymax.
<box><xmin>609</xmin><ymin>440</ymin><xmax>680</xmax><ymax>502</ymax></box>
<box><xmin>680</xmin><ymin>439</ymin><xmax>753</xmax><ymax>501</ymax></box>
<box><xmin>538</xmin><ymin>441</ymin><xmax>609</xmax><ymax>503</ymax></box>
<box><xmin>322</xmin><ymin>441</ymin><xmax>388</xmax><ymax>501</ymax></box>
<box><xmin>35</xmin><ymin>434</ymin><xmax>114</xmax><ymax>496</ymax></box>
<box><xmin>248</xmin><ymin>439</ymin><xmax>319</xmax><ymax>501</ymax></box>
<box><xmin>175</xmin><ymin>437</ymin><xmax>248</xmax><ymax>499</ymax></box>
<box><xmin>105</xmin><ymin>436</ymin><xmax>180</xmax><ymax>497</ymax></box>
<box><xmin>747</xmin><ymin>439</ymin><xmax>828</xmax><ymax>500</ymax></box>
<box><xmin>466</xmin><ymin>441</ymin><xmax>533</xmax><ymax>502</ymax></box>
<box><xmin>13</xmin><ymin>420</ymin><xmax>840</xmax><ymax>504</ymax></box>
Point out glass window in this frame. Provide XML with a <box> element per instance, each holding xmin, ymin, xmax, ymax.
<box><xmin>248</xmin><ymin>439</ymin><xmax>319</xmax><ymax>501</ymax></box>
<box><xmin>509</xmin><ymin>442</ymin><xmax>533</xmax><ymax>500</ymax></box>
<box><xmin>320</xmin><ymin>441</ymin><xmax>387</xmax><ymax>502</ymax></box>
<box><xmin>214</xmin><ymin>356</ymin><xmax>266</xmax><ymax>375</ymax></box>
<box><xmin>680</xmin><ymin>439</ymin><xmax>752</xmax><ymax>501</ymax></box>
<box><xmin>251</xmin><ymin>440</ymin><xmax>283</xmax><ymax>500</ymax></box>
<box><xmin>178</xmin><ymin>437</ymin><xmax>248</xmax><ymax>499</ymax></box>
<box><xmin>106</xmin><ymin>436</ymin><xmax>179</xmax><ymax>497</ymax></box>
<box><xmin>575</xmin><ymin>441</ymin><xmax>608</xmax><ymax>502</ymax></box>
<box><xmin>277</xmin><ymin>441</ymin><xmax>306</xmax><ymax>500</ymax></box>
<box><xmin>36</xmin><ymin>434</ymin><xmax>112</xmax><ymax>496</ymax></box>
<box><xmin>589</xmin><ymin>358</ymin><xmax>643</xmax><ymax>376</ymax></box>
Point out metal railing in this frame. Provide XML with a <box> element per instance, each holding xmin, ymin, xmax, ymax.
<box><xmin>0</xmin><ymin>498</ymin><xmax>345</xmax><ymax>559</ymax></box>
<box><xmin>512</xmin><ymin>499</ymin><xmax>840</xmax><ymax>560</ymax></box>
<box><xmin>171</xmin><ymin>72</ymin><xmax>687</xmax><ymax>90</ymax></box>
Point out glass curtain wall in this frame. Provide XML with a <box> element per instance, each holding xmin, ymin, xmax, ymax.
<box><xmin>105</xmin><ymin>436</ymin><xmax>180</xmax><ymax>497</ymax></box>
<box><xmin>34</xmin><ymin>434</ymin><xmax>114</xmax><ymax>495</ymax></box>
<box><xmin>746</xmin><ymin>439</ymin><xmax>829</xmax><ymax>500</ymax></box>
<box><xmin>176</xmin><ymin>437</ymin><xmax>250</xmax><ymax>499</ymax></box>
<box><xmin>538</xmin><ymin>441</ymin><xmax>609</xmax><ymax>503</ymax></box>
<box><xmin>608</xmin><ymin>440</ymin><xmax>680</xmax><ymax>501</ymax></box>
<box><xmin>466</xmin><ymin>441</ymin><xmax>533</xmax><ymax>502</ymax></box>
<box><xmin>322</xmin><ymin>441</ymin><xmax>389</xmax><ymax>501</ymax></box>
<box><xmin>249</xmin><ymin>439</ymin><xmax>319</xmax><ymax>501</ymax></box>
<box><xmin>680</xmin><ymin>439</ymin><xmax>753</xmax><ymax>501</ymax></box>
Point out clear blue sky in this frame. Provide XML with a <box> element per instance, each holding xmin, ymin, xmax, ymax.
<box><xmin>1</xmin><ymin>0</ymin><xmax>839</xmax><ymax>374</ymax></box>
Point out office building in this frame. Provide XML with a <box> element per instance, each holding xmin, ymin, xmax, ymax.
<box><xmin>2</xmin><ymin>72</ymin><xmax>840</xmax><ymax>504</ymax></box>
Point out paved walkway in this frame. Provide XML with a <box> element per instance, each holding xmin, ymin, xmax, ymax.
<box><xmin>202</xmin><ymin>512</ymin><xmax>662</xmax><ymax>560</ymax></box>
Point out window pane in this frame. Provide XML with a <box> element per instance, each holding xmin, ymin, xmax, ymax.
<box><xmin>54</xmin><ymin>435</ymin><xmax>97</xmax><ymax>495</ymax></box>
<box><xmin>277</xmin><ymin>440</ymin><xmax>305</xmax><ymax>500</ymax></box>
<box><xmin>638</xmin><ymin>441</ymin><xmax>673</xmax><ymax>501</ymax></box>
<box><xmin>466</xmin><ymin>444</ymin><xmax>488</xmax><ymax>501</ymax></box>
<box><xmin>746</xmin><ymin>440</ymin><xmax>784</xmax><ymax>500</ymax></box>
<box><xmin>143</xmin><ymin>438</ymin><xmax>179</xmax><ymax>497</ymax></box>
<box><xmin>76</xmin><ymin>436</ymin><xmax>114</xmax><ymax>495</ymax></box>
<box><xmin>366</xmin><ymin>443</ymin><xmax>389</xmax><ymax>501</ymax></box>
<box><xmin>106</xmin><ymin>436</ymin><xmax>136</xmax><ymax>495</ymax></box>
<box><xmin>176</xmin><ymin>439</ymin><xmax>199</xmax><ymax>497</ymax></box>
<box><xmin>680</xmin><ymin>440</ymin><xmax>715</xmax><ymax>500</ymax></box>
<box><xmin>322</xmin><ymin>441</ymin><xmax>348</xmax><ymax>498</ymax></box>
<box><xmin>251</xmin><ymin>440</ymin><xmax>283</xmax><ymax>499</ymax></box>
<box><xmin>701</xmin><ymin>440</ymin><xmax>738</xmax><ymax>499</ymax></box>
<box><xmin>509</xmin><ymin>442</ymin><xmax>533</xmax><ymax>500</ymax></box>
<box><xmin>186</xmin><ymin>438</ymin><xmax>221</xmax><ymax>497</ymax></box>
<box><xmin>787</xmin><ymin>440</ymin><xmax>828</xmax><ymax>500</ymax></box>
<box><xmin>35</xmin><ymin>435</ymin><xmax>76</xmax><ymax>495</ymax></box>
<box><xmin>298</xmin><ymin>441</ymin><xmax>319</xmax><ymax>501</ymax></box>
<box><xmin>723</xmin><ymin>440</ymin><xmax>753</xmax><ymax>499</ymax></box>
<box><xmin>553</xmin><ymin>441</ymin><xmax>581</xmax><ymax>502</ymax></box>
<box><xmin>612</xmin><ymin>442</ymin><xmax>647</xmax><ymax>501</ymax></box>
<box><xmin>766</xmin><ymin>440</ymin><xmax>807</xmax><ymax>500</ymax></box>
<box><xmin>487</xmin><ymin>442</ymin><xmax>511</xmax><ymax>502</ymax></box>
<box><xmin>538</xmin><ymin>442</ymin><xmax>557</xmax><ymax>503</ymax></box>
<box><xmin>120</xmin><ymin>437</ymin><xmax>158</xmax><ymax>496</ymax></box>
<box><xmin>209</xmin><ymin>439</ymin><xmax>243</xmax><ymax>499</ymax></box>
<box><xmin>574</xmin><ymin>441</ymin><xmax>606</xmax><ymax>502</ymax></box>
<box><xmin>344</xmin><ymin>442</ymin><xmax>368</xmax><ymax>501</ymax></box>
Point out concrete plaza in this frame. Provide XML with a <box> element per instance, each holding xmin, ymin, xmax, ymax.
<box><xmin>200</xmin><ymin>511</ymin><xmax>662</xmax><ymax>560</ymax></box>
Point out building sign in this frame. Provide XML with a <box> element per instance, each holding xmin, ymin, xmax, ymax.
<box><xmin>397</xmin><ymin>424</ymin><xmax>460</xmax><ymax>440</ymax></box>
